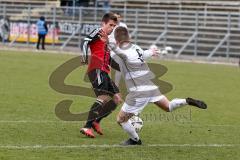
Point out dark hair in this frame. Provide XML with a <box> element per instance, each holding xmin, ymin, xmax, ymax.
<box><xmin>40</xmin><ymin>16</ymin><xmax>45</xmax><ymax>21</ymax></box>
<box><xmin>114</xmin><ymin>26</ymin><xmax>130</xmax><ymax>44</ymax></box>
<box><xmin>101</xmin><ymin>12</ymin><xmax>117</xmax><ymax>24</ymax></box>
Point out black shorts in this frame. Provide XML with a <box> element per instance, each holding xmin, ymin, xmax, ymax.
<box><xmin>88</xmin><ymin>69</ymin><xmax>119</xmax><ymax>97</ymax></box>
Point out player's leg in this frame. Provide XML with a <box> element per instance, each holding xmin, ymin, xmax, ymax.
<box><xmin>80</xmin><ymin>95</ymin><xmax>109</xmax><ymax>138</ymax></box>
<box><xmin>117</xmin><ymin>95</ymin><xmax>148</xmax><ymax>145</ymax></box>
<box><xmin>80</xmin><ymin>70</ymin><xmax>121</xmax><ymax>137</ymax></box>
<box><xmin>92</xmin><ymin>94</ymin><xmax>122</xmax><ymax>135</ymax></box>
<box><xmin>80</xmin><ymin>69</ymin><xmax>110</xmax><ymax>138</ymax></box>
<box><xmin>94</xmin><ymin>75</ymin><xmax>122</xmax><ymax>127</ymax></box>
<box><xmin>89</xmin><ymin>93</ymin><xmax>122</xmax><ymax>135</ymax></box>
<box><xmin>153</xmin><ymin>95</ymin><xmax>187</xmax><ymax>112</ymax></box>
<box><xmin>154</xmin><ymin>95</ymin><xmax>207</xmax><ymax>112</ymax></box>
<box><xmin>36</xmin><ymin>34</ymin><xmax>41</xmax><ymax>49</ymax></box>
<box><xmin>90</xmin><ymin>95</ymin><xmax>114</xmax><ymax>135</ymax></box>
<box><xmin>95</xmin><ymin>93</ymin><xmax>122</xmax><ymax>123</ymax></box>
<box><xmin>84</xmin><ymin>95</ymin><xmax>110</xmax><ymax>127</ymax></box>
<box><xmin>42</xmin><ymin>34</ymin><xmax>46</xmax><ymax>50</ymax></box>
<box><xmin>117</xmin><ymin>109</ymin><xmax>142</xmax><ymax>145</ymax></box>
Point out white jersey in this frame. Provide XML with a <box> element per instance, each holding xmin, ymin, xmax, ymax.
<box><xmin>111</xmin><ymin>43</ymin><xmax>157</xmax><ymax>92</ymax></box>
<box><xmin>111</xmin><ymin>43</ymin><xmax>163</xmax><ymax>114</ymax></box>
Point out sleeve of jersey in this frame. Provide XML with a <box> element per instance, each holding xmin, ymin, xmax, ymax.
<box><xmin>109</xmin><ymin>44</ymin><xmax>124</xmax><ymax>57</ymax></box>
<box><xmin>109</xmin><ymin>47</ymin><xmax>124</xmax><ymax>71</ymax></box>
<box><xmin>143</xmin><ymin>49</ymin><xmax>154</xmax><ymax>59</ymax></box>
<box><xmin>82</xmin><ymin>28</ymin><xmax>100</xmax><ymax>63</ymax></box>
<box><xmin>109</xmin><ymin>55</ymin><xmax>120</xmax><ymax>71</ymax></box>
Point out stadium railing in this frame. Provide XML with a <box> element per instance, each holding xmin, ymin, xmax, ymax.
<box><xmin>0</xmin><ymin>2</ymin><xmax>239</xmax><ymax>58</ymax></box>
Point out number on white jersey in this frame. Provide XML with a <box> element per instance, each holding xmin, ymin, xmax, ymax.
<box><xmin>136</xmin><ymin>49</ymin><xmax>144</xmax><ymax>62</ymax></box>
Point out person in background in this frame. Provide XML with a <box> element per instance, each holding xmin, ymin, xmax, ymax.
<box><xmin>103</xmin><ymin>0</ymin><xmax>111</xmax><ymax>13</ymax></box>
<box><xmin>95</xmin><ymin>0</ymin><xmax>111</xmax><ymax>13</ymax></box>
<box><xmin>36</xmin><ymin>16</ymin><xmax>48</xmax><ymax>50</ymax></box>
<box><xmin>0</xmin><ymin>16</ymin><xmax>10</xmax><ymax>43</ymax></box>
<box><xmin>238</xmin><ymin>58</ymin><xmax>240</xmax><ymax>68</ymax></box>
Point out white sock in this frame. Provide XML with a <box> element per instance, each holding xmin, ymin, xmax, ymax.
<box><xmin>169</xmin><ymin>98</ymin><xmax>187</xmax><ymax>112</ymax></box>
<box><xmin>121</xmin><ymin>120</ymin><xmax>139</xmax><ymax>141</ymax></box>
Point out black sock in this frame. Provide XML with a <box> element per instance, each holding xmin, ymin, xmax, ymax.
<box><xmin>95</xmin><ymin>100</ymin><xmax>117</xmax><ymax>123</ymax></box>
<box><xmin>84</xmin><ymin>100</ymin><xmax>103</xmax><ymax>128</ymax></box>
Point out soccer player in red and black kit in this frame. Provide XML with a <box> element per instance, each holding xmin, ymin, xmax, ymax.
<box><xmin>80</xmin><ymin>13</ymin><xmax>123</xmax><ymax>138</ymax></box>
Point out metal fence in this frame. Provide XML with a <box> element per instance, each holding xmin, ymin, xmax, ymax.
<box><xmin>0</xmin><ymin>3</ymin><xmax>240</xmax><ymax>58</ymax></box>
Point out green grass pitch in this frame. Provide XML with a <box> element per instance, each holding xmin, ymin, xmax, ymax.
<box><xmin>0</xmin><ymin>50</ymin><xmax>240</xmax><ymax>160</ymax></box>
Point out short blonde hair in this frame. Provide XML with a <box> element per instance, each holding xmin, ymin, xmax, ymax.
<box><xmin>114</xmin><ymin>26</ymin><xmax>130</xmax><ymax>44</ymax></box>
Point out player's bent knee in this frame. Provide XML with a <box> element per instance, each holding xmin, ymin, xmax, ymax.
<box><xmin>116</xmin><ymin>116</ymin><xmax>124</xmax><ymax>124</ymax></box>
<box><xmin>117</xmin><ymin>115</ymin><xmax>125</xmax><ymax>123</ymax></box>
<box><xmin>154</xmin><ymin>99</ymin><xmax>171</xmax><ymax>112</ymax></box>
<box><xmin>117</xmin><ymin>115</ymin><xmax>128</xmax><ymax>124</ymax></box>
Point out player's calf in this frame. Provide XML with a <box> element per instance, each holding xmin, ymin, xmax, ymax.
<box><xmin>117</xmin><ymin>110</ymin><xmax>141</xmax><ymax>145</ymax></box>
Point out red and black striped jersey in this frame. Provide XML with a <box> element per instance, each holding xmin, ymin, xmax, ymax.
<box><xmin>82</xmin><ymin>28</ymin><xmax>111</xmax><ymax>73</ymax></box>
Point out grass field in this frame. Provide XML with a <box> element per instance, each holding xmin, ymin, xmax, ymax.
<box><xmin>0</xmin><ymin>50</ymin><xmax>240</xmax><ymax>160</ymax></box>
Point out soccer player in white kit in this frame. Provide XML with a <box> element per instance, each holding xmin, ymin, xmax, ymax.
<box><xmin>110</xmin><ymin>26</ymin><xmax>207</xmax><ymax>145</ymax></box>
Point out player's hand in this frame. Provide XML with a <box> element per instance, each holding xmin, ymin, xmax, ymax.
<box><xmin>149</xmin><ymin>45</ymin><xmax>160</xmax><ymax>56</ymax></box>
<box><xmin>98</xmin><ymin>29</ymin><xmax>108</xmax><ymax>42</ymax></box>
<box><xmin>151</xmin><ymin>48</ymin><xmax>161</xmax><ymax>56</ymax></box>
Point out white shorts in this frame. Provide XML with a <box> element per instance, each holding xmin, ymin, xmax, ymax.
<box><xmin>121</xmin><ymin>95</ymin><xmax>165</xmax><ymax>115</ymax></box>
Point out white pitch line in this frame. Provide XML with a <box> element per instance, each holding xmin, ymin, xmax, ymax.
<box><xmin>0</xmin><ymin>144</ymin><xmax>238</xmax><ymax>149</ymax></box>
<box><xmin>0</xmin><ymin>120</ymin><xmax>239</xmax><ymax>128</ymax></box>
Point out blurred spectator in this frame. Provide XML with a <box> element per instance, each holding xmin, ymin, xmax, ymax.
<box><xmin>96</xmin><ymin>0</ymin><xmax>111</xmax><ymax>13</ymax></box>
<box><xmin>238</xmin><ymin>58</ymin><xmax>240</xmax><ymax>68</ymax></box>
<box><xmin>0</xmin><ymin>16</ymin><xmax>10</xmax><ymax>43</ymax></box>
<box><xmin>36</xmin><ymin>16</ymin><xmax>48</xmax><ymax>50</ymax></box>
<box><xmin>103</xmin><ymin>0</ymin><xmax>111</xmax><ymax>12</ymax></box>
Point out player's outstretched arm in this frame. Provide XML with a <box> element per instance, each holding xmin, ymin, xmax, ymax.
<box><xmin>143</xmin><ymin>48</ymin><xmax>160</xmax><ymax>59</ymax></box>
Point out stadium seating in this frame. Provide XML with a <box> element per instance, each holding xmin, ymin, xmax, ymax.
<box><xmin>111</xmin><ymin>0</ymin><xmax>240</xmax><ymax>57</ymax></box>
<box><xmin>0</xmin><ymin>0</ymin><xmax>240</xmax><ymax>58</ymax></box>
<box><xmin>112</xmin><ymin>0</ymin><xmax>240</xmax><ymax>12</ymax></box>
<box><xmin>0</xmin><ymin>0</ymin><xmax>60</xmax><ymax>7</ymax></box>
